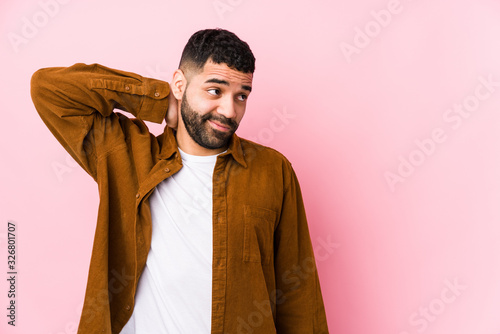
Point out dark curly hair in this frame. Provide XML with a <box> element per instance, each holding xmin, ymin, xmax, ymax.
<box><xmin>179</xmin><ymin>28</ymin><xmax>255</xmax><ymax>74</ymax></box>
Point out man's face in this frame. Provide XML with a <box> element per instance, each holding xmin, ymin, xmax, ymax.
<box><xmin>179</xmin><ymin>60</ymin><xmax>253</xmax><ymax>150</ymax></box>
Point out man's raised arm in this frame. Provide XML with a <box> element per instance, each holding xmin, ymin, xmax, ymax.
<box><xmin>30</xmin><ymin>63</ymin><xmax>172</xmax><ymax>180</ymax></box>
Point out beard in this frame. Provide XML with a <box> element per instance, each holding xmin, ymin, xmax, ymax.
<box><xmin>180</xmin><ymin>91</ymin><xmax>239</xmax><ymax>150</ymax></box>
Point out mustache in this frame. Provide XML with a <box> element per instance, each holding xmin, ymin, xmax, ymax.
<box><xmin>202</xmin><ymin>113</ymin><xmax>237</xmax><ymax>129</ymax></box>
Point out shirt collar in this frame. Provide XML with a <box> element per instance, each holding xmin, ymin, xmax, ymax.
<box><xmin>220</xmin><ymin>131</ymin><xmax>248</xmax><ymax>168</ymax></box>
<box><xmin>158</xmin><ymin>126</ymin><xmax>248</xmax><ymax>168</ymax></box>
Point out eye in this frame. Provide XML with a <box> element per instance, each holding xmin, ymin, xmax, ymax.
<box><xmin>207</xmin><ymin>88</ymin><xmax>220</xmax><ymax>96</ymax></box>
<box><xmin>237</xmin><ymin>94</ymin><xmax>248</xmax><ymax>102</ymax></box>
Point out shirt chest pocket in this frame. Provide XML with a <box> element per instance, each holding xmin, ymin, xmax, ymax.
<box><xmin>243</xmin><ymin>205</ymin><xmax>277</xmax><ymax>265</ymax></box>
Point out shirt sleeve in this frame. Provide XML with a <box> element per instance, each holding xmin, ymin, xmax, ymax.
<box><xmin>30</xmin><ymin>62</ymin><xmax>170</xmax><ymax>180</ymax></box>
<box><xmin>274</xmin><ymin>163</ymin><xmax>329</xmax><ymax>333</ymax></box>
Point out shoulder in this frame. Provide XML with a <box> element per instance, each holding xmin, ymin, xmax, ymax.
<box><xmin>237</xmin><ymin>136</ymin><xmax>294</xmax><ymax>173</ymax></box>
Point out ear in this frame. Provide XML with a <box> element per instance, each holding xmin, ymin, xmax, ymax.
<box><xmin>171</xmin><ymin>69</ymin><xmax>187</xmax><ymax>100</ymax></box>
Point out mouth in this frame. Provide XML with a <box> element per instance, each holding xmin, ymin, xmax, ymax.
<box><xmin>208</xmin><ymin>120</ymin><xmax>231</xmax><ymax>132</ymax></box>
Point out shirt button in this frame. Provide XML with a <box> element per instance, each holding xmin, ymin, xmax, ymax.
<box><xmin>164</xmin><ymin>167</ymin><xmax>170</xmax><ymax>173</ymax></box>
<box><xmin>136</xmin><ymin>193</ymin><xmax>140</xmax><ymax>199</ymax></box>
<box><xmin>125</xmin><ymin>85</ymin><xmax>130</xmax><ymax>91</ymax></box>
<box><xmin>154</xmin><ymin>92</ymin><xmax>160</xmax><ymax>97</ymax></box>
<box><xmin>125</xmin><ymin>305</ymin><xmax>131</xmax><ymax>311</ymax></box>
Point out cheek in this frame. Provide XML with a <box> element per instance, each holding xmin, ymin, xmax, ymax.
<box><xmin>235</xmin><ymin>107</ymin><xmax>246</xmax><ymax>122</ymax></box>
<box><xmin>198</xmin><ymin>101</ymin><xmax>218</xmax><ymax>114</ymax></box>
<box><xmin>188</xmin><ymin>94</ymin><xmax>217</xmax><ymax>115</ymax></box>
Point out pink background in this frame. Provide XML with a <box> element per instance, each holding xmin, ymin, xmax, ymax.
<box><xmin>1</xmin><ymin>0</ymin><xmax>500</xmax><ymax>333</ymax></box>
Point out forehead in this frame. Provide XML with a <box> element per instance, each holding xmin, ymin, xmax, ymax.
<box><xmin>196</xmin><ymin>60</ymin><xmax>253</xmax><ymax>86</ymax></box>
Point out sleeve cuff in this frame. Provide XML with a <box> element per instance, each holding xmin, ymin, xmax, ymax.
<box><xmin>138</xmin><ymin>77</ymin><xmax>170</xmax><ymax>124</ymax></box>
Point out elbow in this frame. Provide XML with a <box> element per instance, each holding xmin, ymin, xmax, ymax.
<box><xmin>30</xmin><ymin>68</ymin><xmax>49</xmax><ymax>104</ymax></box>
<box><xmin>30</xmin><ymin>67</ymin><xmax>60</xmax><ymax>119</ymax></box>
<box><xmin>30</xmin><ymin>66</ymin><xmax>61</xmax><ymax>111</ymax></box>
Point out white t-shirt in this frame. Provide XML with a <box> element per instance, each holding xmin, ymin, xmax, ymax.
<box><xmin>120</xmin><ymin>146</ymin><xmax>224</xmax><ymax>334</ymax></box>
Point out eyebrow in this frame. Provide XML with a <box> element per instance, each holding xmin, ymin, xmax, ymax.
<box><xmin>205</xmin><ymin>78</ymin><xmax>252</xmax><ymax>93</ymax></box>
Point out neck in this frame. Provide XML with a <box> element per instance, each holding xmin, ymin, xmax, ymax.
<box><xmin>175</xmin><ymin>126</ymin><xmax>228</xmax><ymax>156</ymax></box>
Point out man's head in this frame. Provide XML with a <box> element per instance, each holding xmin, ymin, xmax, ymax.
<box><xmin>179</xmin><ymin>28</ymin><xmax>255</xmax><ymax>78</ymax></box>
<box><xmin>170</xmin><ymin>28</ymin><xmax>256</xmax><ymax>155</ymax></box>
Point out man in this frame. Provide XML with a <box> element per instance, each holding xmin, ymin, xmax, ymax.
<box><xmin>31</xmin><ymin>28</ymin><xmax>329</xmax><ymax>333</ymax></box>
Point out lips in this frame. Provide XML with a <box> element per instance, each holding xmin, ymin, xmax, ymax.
<box><xmin>208</xmin><ymin>120</ymin><xmax>231</xmax><ymax>131</ymax></box>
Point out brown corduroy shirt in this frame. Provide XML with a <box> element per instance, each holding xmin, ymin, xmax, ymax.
<box><xmin>30</xmin><ymin>63</ymin><xmax>329</xmax><ymax>333</ymax></box>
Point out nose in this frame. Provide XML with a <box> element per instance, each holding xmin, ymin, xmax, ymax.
<box><xmin>216</xmin><ymin>95</ymin><xmax>236</xmax><ymax>120</ymax></box>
